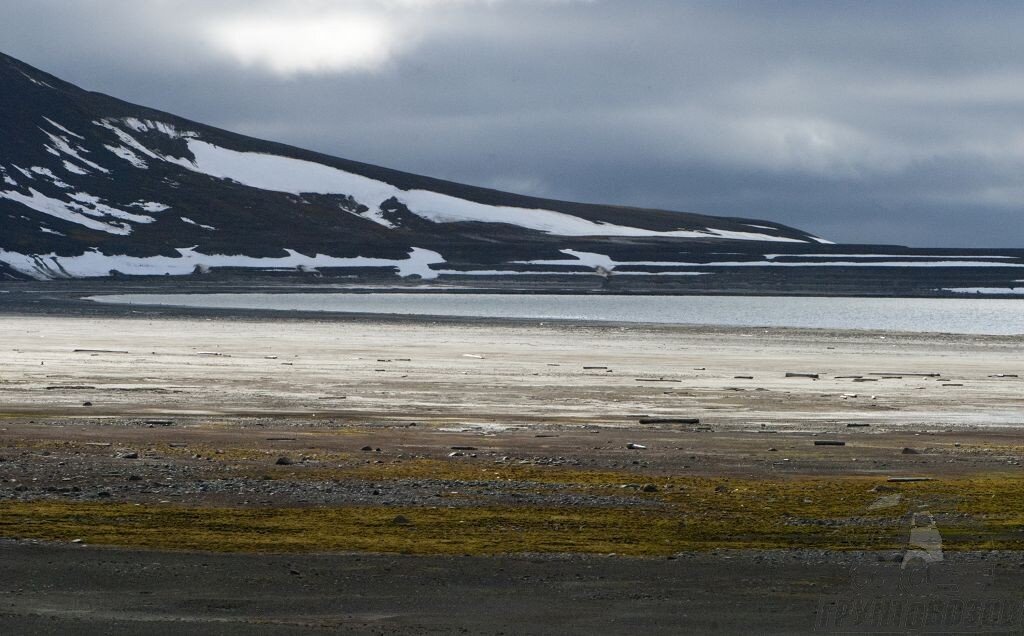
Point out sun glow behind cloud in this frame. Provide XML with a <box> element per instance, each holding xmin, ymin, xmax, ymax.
<box><xmin>206</xmin><ymin>14</ymin><xmax>400</xmax><ymax>74</ymax></box>
<box><xmin>203</xmin><ymin>1</ymin><xmax>589</xmax><ymax>75</ymax></box>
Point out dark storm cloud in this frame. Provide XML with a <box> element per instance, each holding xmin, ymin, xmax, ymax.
<box><xmin>3</xmin><ymin>0</ymin><xmax>1023</xmax><ymax>246</ymax></box>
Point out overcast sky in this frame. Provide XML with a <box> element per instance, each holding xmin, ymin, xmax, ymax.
<box><xmin>3</xmin><ymin>1</ymin><xmax>1024</xmax><ymax>247</ymax></box>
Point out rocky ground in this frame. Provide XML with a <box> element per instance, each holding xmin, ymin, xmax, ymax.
<box><xmin>0</xmin><ymin>302</ymin><xmax>1022</xmax><ymax>633</ymax></box>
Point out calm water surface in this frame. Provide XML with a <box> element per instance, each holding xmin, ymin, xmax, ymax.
<box><xmin>88</xmin><ymin>293</ymin><xmax>1024</xmax><ymax>335</ymax></box>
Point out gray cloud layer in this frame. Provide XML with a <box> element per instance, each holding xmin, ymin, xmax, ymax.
<box><xmin>3</xmin><ymin>0</ymin><xmax>1023</xmax><ymax>246</ymax></box>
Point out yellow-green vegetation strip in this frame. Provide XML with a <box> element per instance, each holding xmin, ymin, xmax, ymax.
<box><xmin>0</xmin><ymin>475</ymin><xmax>1021</xmax><ymax>554</ymax></box>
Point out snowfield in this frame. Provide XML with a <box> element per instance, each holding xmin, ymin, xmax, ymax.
<box><xmin>182</xmin><ymin>139</ymin><xmax>813</xmax><ymax>242</ymax></box>
<box><xmin>0</xmin><ymin>247</ymin><xmax>445</xmax><ymax>280</ymax></box>
<box><xmin>517</xmin><ymin>250</ymin><xmax>1024</xmax><ymax>271</ymax></box>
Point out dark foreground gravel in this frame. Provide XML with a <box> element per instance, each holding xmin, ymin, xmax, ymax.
<box><xmin>1</xmin><ymin>541</ymin><xmax>1022</xmax><ymax>635</ymax></box>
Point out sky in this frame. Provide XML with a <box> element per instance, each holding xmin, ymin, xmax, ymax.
<box><xmin>2</xmin><ymin>0</ymin><xmax>1024</xmax><ymax>247</ymax></box>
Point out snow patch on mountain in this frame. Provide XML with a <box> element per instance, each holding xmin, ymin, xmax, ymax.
<box><xmin>104</xmin><ymin>145</ymin><xmax>149</xmax><ymax>169</ymax></box>
<box><xmin>130</xmin><ymin>201</ymin><xmax>170</xmax><ymax>213</ymax></box>
<box><xmin>0</xmin><ymin>189</ymin><xmax>132</xmax><ymax>235</ymax></box>
<box><xmin>943</xmin><ymin>287</ymin><xmax>1024</xmax><ymax>295</ymax></box>
<box><xmin>180</xmin><ymin>139</ymin><xmax>812</xmax><ymax>242</ymax></box>
<box><xmin>517</xmin><ymin>250</ymin><xmax>1024</xmax><ymax>270</ymax></box>
<box><xmin>180</xmin><ymin>216</ymin><xmax>216</xmax><ymax>230</ymax></box>
<box><xmin>40</xmin><ymin>128</ymin><xmax>109</xmax><ymax>174</ymax></box>
<box><xmin>42</xmin><ymin>117</ymin><xmax>85</xmax><ymax>140</ymax></box>
<box><xmin>16</xmin><ymin>69</ymin><xmax>54</xmax><ymax>89</ymax></box>
<box><xmin>67</xmin><ymin>193</ymin><xmax>156</xmax><ymax>224</ymax></box>
<box><xmin>94</xmin><ymin>120</ymin><xmax>193</xmax><ymax>168</ymax></box>
<box><xmin>61</xmin><ymin>160</ymin><xmax>88</xmax><ymax>176</ymax></box>
<box><xmin>0</xmin><ymin>247</ymin><xmax>444</xmax><ymax>280</ymax></box>
<box><xmin>766</xmin><ymin>253</ymin><xmax>1018</xmax><ymax>260</ymax></box>
<box><xmin>121</xmin><ymin>118</ymin><xmax>196</xmax><ymax>139</ymax></box>
<box><xmin>29</xmin><ymin>166</ymin><xmax>71</xmax><ymax>189</ymax></box>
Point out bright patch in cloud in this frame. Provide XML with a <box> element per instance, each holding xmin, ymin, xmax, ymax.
<box><xmin>207</xmin><ymin>14</ymin><xmax>399</xmax><ymax>75</ymax></box>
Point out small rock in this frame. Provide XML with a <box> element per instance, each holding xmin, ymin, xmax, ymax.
<box><xmin>641</xmin><ymin>484</ymin><xmax>658</xmax><ymax>493</ymax></box>
<box><xmin>82</xmin><ymin>401</ymin><xmax>92</xmax><ymax>407</ymax></box>
<box><xmin>360</xmin><ymin>446</ymin><xmax>373</xmax><ymax>452</ymax></box>
<box><xmin>275</xmin><ymin>456</ymin><xmax>295</xmax><ymax>465</ymax></box>
<box><xmin>391</xmin><ymin>515</ymin><xmax>412</xmax><ymax>525</ymax></box>
<box><xmin>901</xmin><ymin>447</ymin><xmax>919</xmax><ymax>454</ymax></box>
<box><xmin>118</xmin><ymin>451</ymin><xmax>139</xmax><ymax>459</ymax></box>
<box><xmin>626</xmin><ymin>443</ymin><xmax>646</xmax><ymax>450</ymax></box>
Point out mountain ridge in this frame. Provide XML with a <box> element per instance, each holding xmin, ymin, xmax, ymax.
<box><xmin>2</xmin><ymin>51</ymin><xmax>1023</xmax><ymax>296</ymax></box>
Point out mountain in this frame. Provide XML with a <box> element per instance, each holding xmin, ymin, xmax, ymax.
<box><xmin>1</xmin><ymin>52</ymin><xmax>1022</xmax><ymax>295</ymax></box>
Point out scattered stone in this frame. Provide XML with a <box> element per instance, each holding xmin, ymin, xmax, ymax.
<box><xmin>117</xmin><ymin>451</ymin><xmax>139</xmax><ymax>459</ymax></box>
<box><xmin>448</xmin><ymin>451</ymin><xmax>465</xmax><ymax>457</ymax></box>
<box><xmin>734</xmin><ymin>375</ymin><xmax>754</xmax><ymax>379</ymax></box>
<box><xmin>274</xmin><ymin>456</ymin><xmax>295</xmax><ymax>466</ymax></box>
<box><xmin>450</xmin><ymin>446</ymin><xmax>477</xmax><ymax>451</ymax></box>
<box><xmin>785</xmin><ymin>373</ymin><xmax>819</xmax><ymax>379</ymax></box>
<box><xmin>814</xmin><ymin>440</ymin><xmax>846</xmax><ymax>446</ymax></box>
<box><xmin>82</xmin><ymin>401</ymin><xmax>92</xmax><ymax>407</ymax></box>
<box><xmin>635</xmin><ymin>378</ymin><xmax>680</xmax><ymax>382</ymax></box>
<box><xmin>626</xmin><ymin>443</ymin><xmax>647</xmax><ymax>450</ymax></box>
<box><xmin>360</xmin><ymin>446</ymin><xmax>373</xmax><ymax>452</ymax></box>
<box><xmin>391</xmin><ymin>514</ymin><xmax>412</xmax><ymax>525</ymax></box>
<box><xmin>145</xmin><ymin>420</ymin><xmax>174</xmax><ymax>426</ymax></box>
<box><xmin>846</xmin><ymin>423</ymin><xmax>870</xmax><ymax>427</ymax></box>
<box><xmin>641</xmin><ymin>484</ymin><xmax>658</xmax><ymax>493</ymax></box>
<box><xmin>887</xmin><ymin>477</ymin><xmax>934</xmax><ymax>482</ymax></box>
<box><xmin>901</xmin><ymin>447</ymin><xmax>919</xmax><ymax>454</ymax></box>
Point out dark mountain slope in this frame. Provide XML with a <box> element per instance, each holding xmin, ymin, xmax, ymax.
<box><xmin>2</xmin><ymin>52</ymin><xmax>1022</xmax><ymax>295</ymax></box>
